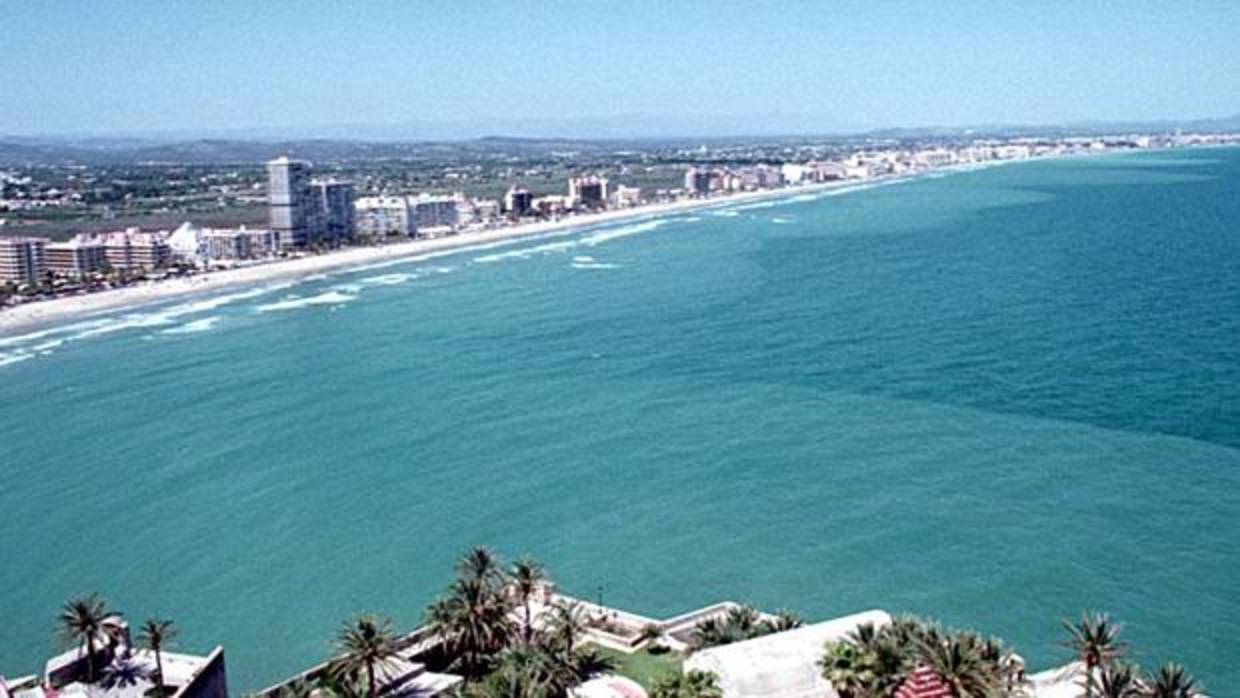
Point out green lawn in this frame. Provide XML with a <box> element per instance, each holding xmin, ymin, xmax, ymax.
<box><xmin>587</xmin><ymin>645</ymin><xmax>684</xmax><ymax>691</ymax></box>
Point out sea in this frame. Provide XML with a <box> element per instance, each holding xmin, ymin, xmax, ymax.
<box><xmin>1</xmin><ymin>148</ymin><xmax>1237</xmax><ymax>693</ymax></box>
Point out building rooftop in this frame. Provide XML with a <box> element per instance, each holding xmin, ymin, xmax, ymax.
<box><xmin>684</xmin><ymin>609</ymin><xmax>892</xmax><ymax>698</ymax></box>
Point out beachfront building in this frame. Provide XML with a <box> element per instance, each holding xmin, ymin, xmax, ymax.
<box><xmin>355</xmin><ymin>195</ymin><xmax>414</xmax><ymax>237</ymax></box>
<box><xmin>79</xmin><ymin>229</ymin><xmax>172</xmax><ymax>271</ymax></box>
<box><xmin>313</xmin><ymin>180</ymin><xmax>356</xmax><ymax>242</ymax></box>
<box><xmin>609</xmin><ymin>185</ymin><xmax>642</xmax><ymax>209</ymax></box>
<box><xmin>409</xmin><ymin>194</ymin><xmax>459</xmax><ymax>237</ymax></box>
<box><xmin>568</xmin><ymin>175</ymin><xmax>609</xmax><ymax>210</ymax></box>
<box><xmin>504</xmin><ymin>186</ymin><xmax>534</xmax><ymax>219</ymax></box>
<box><xmin>267</xmin><ymin>156</ymin><xmax>315</xmax><ymax>249</ymax></box>
<box><xmin>203</xmin><ymin>227</ymin><xmax>277</xmax><ymax>262</ymax></box>
<box><xmin>0</xmin><ymin>236</ymin><xmax>48</xmax><ymax>284</ymax></box>
<box><xmin>1</xmin><ymin>615</ymin><xmax>228</xmax><ymax>698</ymax></box>
<box><xmin>473</xmin><ymin>198</ymin><xmax>502</xmax><ymax>225</ymax></box>
<box><xmin>684</xmin><ymin>167</ymin><xmax>713</xmax><ymax>196</ymax></box>
<box><xmin>533</xmin><ymin>194</ymin><xmax>571</xmax><ymax>217</ymax></box>
<box><xmin>684</xmin><ymin>610</ymin><xmax>892</xmax><ymax>698</ymax></box>
<box><xmin>45</xmin><ymin>239</ymin><xmax>106</xmax><ymax>277</ymax></box>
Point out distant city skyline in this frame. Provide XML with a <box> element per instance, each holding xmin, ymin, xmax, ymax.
<box><xmin>4</xmin><ymin>1</ymin><xmax>1240</xmax><ymax>138</ymax></box>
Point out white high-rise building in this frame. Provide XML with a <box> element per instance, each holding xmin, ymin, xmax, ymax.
<box><xmin>0</xmin><ymin>236</ymin><xmax>48</xmax><ymax>284</ymax></box>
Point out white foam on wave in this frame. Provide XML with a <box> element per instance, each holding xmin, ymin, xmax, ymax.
<box><xmin>572</xmin><ymin>261</ymin><xmax>620</xmax><ymax>270</ymax></box>
<box><xmin>474</xmin><ymin>239</ymin><xmax>579</xmax><ymax>263</ymax></box>
<box><xmin>581</xmin><ymin>219</ymin><xmax>667</xmax><ymax>246</ymax></box>
<box><xmin>0</xmin><ymin>352</ymin><xmax>34</xmax><ymax>367</ymax></box>
<box><xmin>731</xmin><ymin>199</ymin><xmax>783</xmax><ymax>212</ymax></box>
<box><xmin>359</xmin><ymin>273</ymin><xmax>416</xmax><ymax>286</ymax></box>
<box><xmin>160</xmin><ymin>316</ymin><xmax>222</xmax><ymax>335</ymax></box>
<box><xmin>771</xmin><ymin>217</ymin><xmax>794</xmax><ymax>224</ymax></box>
<box><xmin>256</xmin><ymin>290</ymin><xmax>357</xmax><ymax>313</ymax></box>
<box><xmin>711</xmin><ymin>210</ymin><xmax>740</xmax><ymax>217</ymax></box>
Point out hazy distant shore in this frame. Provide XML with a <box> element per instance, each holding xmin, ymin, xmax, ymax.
<box><xmin>0</xmin><ymin>162</ymin><xmax>1013</xmax><ymax>337</ymax></box>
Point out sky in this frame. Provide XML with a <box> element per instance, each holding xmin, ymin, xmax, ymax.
<box><xmin>3</xmin><ymin>0</ymin><xmax>1239</xmax><ymax>138</ymax></box>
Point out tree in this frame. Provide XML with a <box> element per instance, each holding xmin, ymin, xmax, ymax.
<box><xmin>327</xmin><ymin>615</ymin><xmax>400</xmax><ymax>698</ymax></box>
<box><xmin>1143</xmin><ymin>663</ymin><xmax>1202</xmax><ymax>698</ymax></box>
<box><xmin>426</xmin><ymin>549</ymin><xmax>517</xmax><ymax>681</ymax></box>
<box><xmin>139</xmin><ymin>618</ymin><xmax>177</xmax><ymax>697</ymax></box>
<box><xmin>1062</xmin><ymin>612</ymin><xmax>1127</xmax><ymax>698</ymax></box>
<box><xmin>1090</xmin><ymin>662</ymin><xmax>1142</xmax><ymax>698</ymax></box>
<box><xmin>464</xmin><ymin>646</ymin><xmax>557</xmax><ymax>698</ymax></box>
<box><xmin>763</xmin><ymin>609</ymin><xmax>803</xmax><ymax>634</ymax></box>
<box><xmin>458</xmin><ymin>546</ymin><xmax>506</xmax><ymax>589</ymax></box>
<box><xmin>544</xmin><ymin>601</ymin><xmax>588</xmax><ymax>655</ymax></box>
<box><xmin>57</xmin><ymin>594</ymin><xmax>112</xmax><ymax>684</ymax></box>
<box><xmin>820</xmin><ymin>641</ymin><xmax>877</xmax><ymax>698</ymax></box>
<box><xmin>650</xmin><ymin>670</ymin><xmax>723</xmax><ymax>698</ymax></box>
<box><xmin>511</xmin><ymin>558</ymin><xmax>547</xmax><ymax>645</ymax></box>
<box><xmin>914</xmin><ymin>633</ymin><xmax>1002</xmax><ymax>698</ymax></box>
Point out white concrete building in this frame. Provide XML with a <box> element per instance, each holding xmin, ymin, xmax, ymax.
<box><xmin>684</xmin><ymin>610</ymin><xmax>892</xmax><ymax>698</ymax></box>
<box><xmin>355</xmin><ymin>196</ymin><xmax>414</xmax><ymax>237</ymax></box>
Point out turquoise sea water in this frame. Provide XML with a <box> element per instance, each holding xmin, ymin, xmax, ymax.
<box><xmin>2</xmin><ymin>149</ymin><xmax>1238</xmax><ymax>693</ymax></box>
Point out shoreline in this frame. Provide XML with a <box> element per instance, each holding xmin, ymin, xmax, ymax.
<box><xmin>0</xmin><ymin>157</ymin><xmax>1024</xmax><ymax>337</ymax></box>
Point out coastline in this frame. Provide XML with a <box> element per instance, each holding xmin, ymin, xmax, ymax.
<box><xmin>0</xmin><ymin>159</ymin><xmax>1015</xmax><ymax>337</ymax></box>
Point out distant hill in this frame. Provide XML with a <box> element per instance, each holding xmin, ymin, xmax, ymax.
<box><xmin>1</xmin><ymin>113</ymin><xmax>1237</xmax><ymax>166</ymax></box>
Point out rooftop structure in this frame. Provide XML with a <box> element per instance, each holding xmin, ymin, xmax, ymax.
<box><xmin>684</xmin><ymin>609</ymin><xmax>892</xmax><ymax>698</ymax></box>
<box><xmin>1</xmin><ymin>616</ymin><xmax>227</xmax><ymax>698</ymax></box>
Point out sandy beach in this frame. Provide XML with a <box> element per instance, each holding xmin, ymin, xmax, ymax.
<box><xmin>0</xmin><ymin>177</ymin><xmax>897</xmax><ymax>336</ymax></box>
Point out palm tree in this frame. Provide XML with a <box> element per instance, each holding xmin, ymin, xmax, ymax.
<box><xmin>511</xmin><ymin>558</ymin><xmax>547</xmax><ymax>644</ymax></box>
<box><xmin>915</xmin><ymin>633</ymin><xmax>1001</xmax><ymax>698</ymax></box>
<box><xmin>690</xmin><ymin>618</ymin><xmax>727</xmax><ymax>650</ymax></box>
<box><xmin>1062</xmin><ymin>612</ymin><xmax>1127</xmax><ymax>698</ymax></box>
<box><xmin>650</xmin><ymin>670</ymin><xmax>723</xmax><ymax>698</ymax></box>
<box><xmin>327</xmin><ymin>615</ymin><xmax>400</xmax><ymax>698</ymax></box>
<box><xmin>468</xmin><ymin>646</ymin><xmax>558</xmax><ymax>698</ymax></box>
<box><xmin>762</xmin><ymin>609</ymin><xmax>803</xmax><ymax>634</ymax></box>
<box><xmin>100</xmin><ymin>657</ymin><xmax>147</xmax><ymax>690</ymax></box>
<box><xmin>544</xmin><ymin>601</ymin><xmax>588</xmax><ymax>655</ymax></box>
<box><xmin>426</xmin><ymin>571</ymin><xmax>516</xmax><ymax>680</ymax></box>
<box><xmin>1143</xmin><ymin>663</ymin><xmax>1202</xmax><ymax>698</ymax></box>
<box><xmin>139</xmin><ymin>618</ymin><xmax>177</xmax><ymax>697</ymax></box>
<box><xmin>1090</xmin><ymin>662</ymin><xmax>1142</xmax><ymax>698</ymax></box>
<box><xmin>57</xmin><ymin>594</ymin><xmax>112</xmax><ymax>684</ymax></box>
<box><xmin>820</xmin><ymin>641</ymin><xmax>876</xmax><ymax>698</ymax></box>
<box><xmin>458</xmin><ymin>546</ymin><xmax>506</xmax><ymax>590</ymax></box>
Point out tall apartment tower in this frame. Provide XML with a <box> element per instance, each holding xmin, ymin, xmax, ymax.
<box><xmin>0</xmin><ymin>236</ymin><xmax>48</xmax><ymax>284</ymax></box>
<box><xmin>313</xmin><ymin>180</ymin><xmax>356</xmax><ymax>242</ymax></box>
<box><xmin>267</xmin><ymin>157</ymin><xmax>314</xmax><ymax>248</ymax></box>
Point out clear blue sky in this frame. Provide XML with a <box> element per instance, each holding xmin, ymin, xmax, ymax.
<box><xmin>5</xmin><ymin>0</ymin><xmax>1239</xmax><ymax>136</ymax></box>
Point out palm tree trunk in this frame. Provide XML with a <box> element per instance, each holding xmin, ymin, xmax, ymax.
<box><xmin>155</xmin><ymin>649</ymin><xmax>166</xmax><ymax>696</ymax></box>
<box><xmin>523</xmin><ymin>601</ymin><xmax>532</xmax><ymax>644</ymax></box>
<box><xmin>85</xmin><ymin>636</ymin><xmax>95</xmax><ymax>683</ymax></box>
<box><xmin>367</xmin><ymin>663</ymin><xmax>376</xmax><ymax>698</ymax></box>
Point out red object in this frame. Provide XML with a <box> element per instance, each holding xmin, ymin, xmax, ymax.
<box><xmin>895</xmin><ymin>668</ymin><xmax>954</xmax><ymax>698</ymax></box>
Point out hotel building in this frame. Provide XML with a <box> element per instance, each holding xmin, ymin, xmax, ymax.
<box><xmin>0</xmin><ymin>236</ymin><xmax>48</xmax><ymax>284</ymax></box>
<box><xmin>266</xmin><ymin>157</ymin><xmax>315</xmax><ymax>248</ymax></box>
<box><xmin>45</xmin><ymin>240</ymin><xmax>107</xmax><ymax>276</ymax></box>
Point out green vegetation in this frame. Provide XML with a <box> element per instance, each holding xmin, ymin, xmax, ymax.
<box><xmin>690</xmin><ymin>605</ymin><xmax>802</xmax><ymax>650</ymax></box>
<box><xmin>57</xmin><ymin>594</ymin><xmax>114</xmax><ymax>684</ymax></box>
<box><xmin>649</xmin><ymin>670</ymin><xmax>722</xmax><ymax>698</ymax></box>
<box><xmin>821</xmin><ymin>612</ymin><xmax>1204</xmax><ymax>698</ymax></box>
<box><xmin>586</xmin><ymin>645</ymin><xmax>684</xmax><ymax>691</ymax></box>
<box><xmin>138</xmin><ymin>618</ymin><xmax>177</xmax><ymax>698</ymax></box>
<box><xmin>326</xmin><ymin>616</ymin><xmax>400</xmax><ymax>698</ymax></box>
